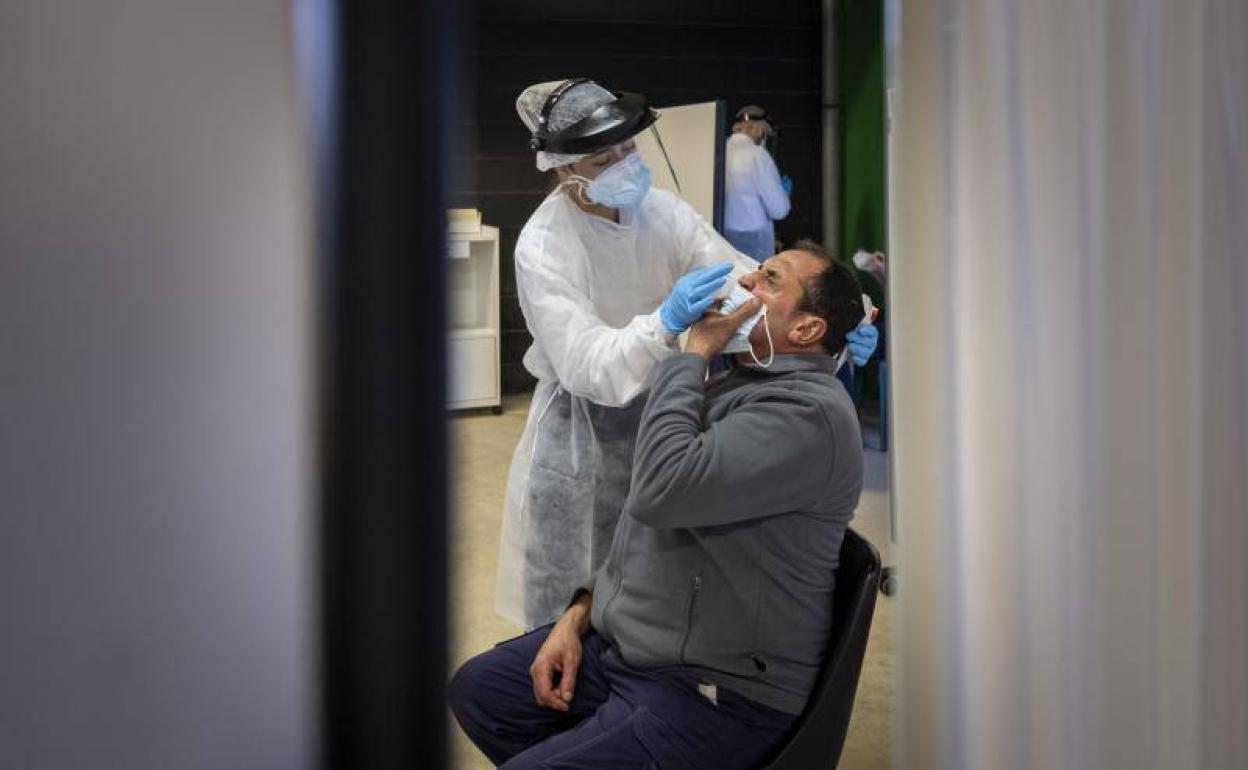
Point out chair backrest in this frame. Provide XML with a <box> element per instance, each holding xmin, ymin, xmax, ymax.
<box><xmin>762</xmin><ymin>527</ymin><xmax>882</xmax><ymax>770</ymax></box>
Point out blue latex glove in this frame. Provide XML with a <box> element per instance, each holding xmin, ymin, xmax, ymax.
<box><xmin>659</xmin><ymin>262</ymin><xmax>734</xmax><ymax>334</ymax></box>
<box><xmin>780</xmin><ymin>174</ymin><xmax>794</xmax><ymax>195</ymax></box>
<box><xmin>845</xmin><ymin>323</ymin><xmax>879</xmax><ymax>367</ymax></box>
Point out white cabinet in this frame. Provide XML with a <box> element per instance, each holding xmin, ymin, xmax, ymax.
<box><xmin>449</xmin><ymin>330</ymin><xmax>498</xmax><ymax>406</ymax></box>
<box><xmin>447</xmin><ymin>224</ymin><xmax>502</xmax><ymax>412</ymax></box>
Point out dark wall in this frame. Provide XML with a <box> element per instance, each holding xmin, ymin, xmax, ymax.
<box><xmin>321</xmin><ymin>0</ymin><xmax>454</xmax><ymax>767</ymax></box>
<box><xmin>453</xmin><ymin>0</ymin><xmax>825</xmax><ymax>393</ymax></box>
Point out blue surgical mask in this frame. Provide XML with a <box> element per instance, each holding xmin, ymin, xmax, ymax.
<box><xmin>574</xmin><ymin>154</ymin><xmax>652</xmax><ymax>210</ymax></box>
<box><xmin>718</xmin><ymin>284</ymin><xmax>773</xmax><ymax>367</ymax></box>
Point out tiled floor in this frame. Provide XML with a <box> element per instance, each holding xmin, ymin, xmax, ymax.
<box><xmin>449</xmin><ymin>393</ymin><xmax>895</xmax><ymax>769</ymax></box>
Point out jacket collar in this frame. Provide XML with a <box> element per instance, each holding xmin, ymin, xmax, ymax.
<box><xmin>708</xmin><ymin>353</ymin><xmax>840</xmax><ymax>389</ymax></box>
<box><xmin>736</xmin><ymin>353</ymin><xmax>839</xmax><ymax>377</ymax></box>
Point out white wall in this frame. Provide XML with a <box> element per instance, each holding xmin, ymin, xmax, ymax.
<box><xmin>636</xmin><ymin>101</ymin><xmax>721</xmax><ymax>227</ymax></box>
<box><xmin>0</xmin><ymin>3</ymin><xmax>316</xmax><ymax>768</ymax></box>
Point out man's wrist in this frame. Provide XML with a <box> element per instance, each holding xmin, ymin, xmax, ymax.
<box><xmin>560</xmin><ymin>592</ymin><xmax>593</xmax><ymax>636</ymax></box>
<box><xmin>682</xmin><ymin>341</ymin><xmax>717</xmax><ymax>361</ymax></box>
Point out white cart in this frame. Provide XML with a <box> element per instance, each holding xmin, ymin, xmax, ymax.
<box><xmin>447</xmin><ymin>224</ymin><xmax>502</xmax><ymax>413</ymax></box>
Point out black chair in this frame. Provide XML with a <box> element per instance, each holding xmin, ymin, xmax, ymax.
<box><xmin>762</xmin><ymin>527</ymin><xmax>882</xmax><ymax>769</ymax></box>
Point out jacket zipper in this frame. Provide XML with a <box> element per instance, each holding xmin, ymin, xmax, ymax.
<box><xmin>678</xmin><ymin>575</ymin><xmax>703</xmax><ymax>664</ymax></box>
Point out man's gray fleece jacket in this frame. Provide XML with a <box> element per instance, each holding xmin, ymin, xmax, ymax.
<box><xmin>586</xmin><ymin>351</ymin><xmax>864</xmax><ymax>715</ymax></box>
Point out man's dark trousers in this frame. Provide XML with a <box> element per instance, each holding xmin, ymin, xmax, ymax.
<box><xmin>449</xmin><ymin>626</ymin><xmax>795</xmax><ymax>769</ymax></box>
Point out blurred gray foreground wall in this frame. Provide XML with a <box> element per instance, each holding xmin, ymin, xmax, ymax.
<box><xmin>0</xmin><ymin>2</ymin><xmax>317</xmax><ymax>767</ymax></box>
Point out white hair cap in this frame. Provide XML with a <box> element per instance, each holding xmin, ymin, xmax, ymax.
<box><xmin>516</xmin><ymin>80</ymin><xmax>617</xmax><ymax>171</ymax></box>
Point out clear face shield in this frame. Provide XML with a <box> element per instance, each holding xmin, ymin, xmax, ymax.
<box><xmin>556</xmin><ymin>126</ymin><xmax>682</xmax><ymax>211</ymax></box>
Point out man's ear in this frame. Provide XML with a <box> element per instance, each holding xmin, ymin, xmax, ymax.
<box><xmin>789</xmin><ymin>315</ymin><xmax>827</xmax><ymax>349</ymax></box>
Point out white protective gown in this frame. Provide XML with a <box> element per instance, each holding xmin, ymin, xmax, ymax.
<box><xmin>495</xmin><ymin>186</ymin><xmax>757</xmax><ymax>629</ymax></box>
<box><xmin>723</xmin><ymin>133</ymin><xmax>791</xmax><ymax>261</ymax></box>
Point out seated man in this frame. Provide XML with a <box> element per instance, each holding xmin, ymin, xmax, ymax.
<box><xmin>449</xmin><ymin>240</ymin><xmax>866</xmax><ymax>770</ymax></box>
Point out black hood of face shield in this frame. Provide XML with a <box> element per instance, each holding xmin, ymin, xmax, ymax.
<box><xmin>530</xmin><ymin>92</ymin><xmax>659</xmax><ymax>155</ymax></box>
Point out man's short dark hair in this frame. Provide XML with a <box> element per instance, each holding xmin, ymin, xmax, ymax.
<box><xmin>792</xmin><ymin>239</ymin><xmax>864</xmax><ymax>354</ymax></box>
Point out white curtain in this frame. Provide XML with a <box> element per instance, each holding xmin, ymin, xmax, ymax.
<box><xmin>891</xmin><ymin>0</ymin><xmax>1247</xmax><ymax>768</ymax></box>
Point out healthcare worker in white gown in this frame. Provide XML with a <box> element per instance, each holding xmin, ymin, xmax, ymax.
<box><xmin>495</xmin><ymin>79</ymin><xmax>879</xmax><ymax>629</ymax></box>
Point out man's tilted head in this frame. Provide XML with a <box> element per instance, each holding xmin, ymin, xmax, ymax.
<box><xmin>736</xmin><ymin>240</ymin><xmax>864</xmax><ymax>357</ymax></box>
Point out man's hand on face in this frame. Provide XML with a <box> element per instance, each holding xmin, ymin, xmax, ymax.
<box><xmin>529</xmin><ymin>595</ymin><xmax>591</xmax><ymax>711</ymax></box>
<box><xmin>685</xmin><ymin>296</ymin><xmax>762</xmax><ymax>360</ymax></box>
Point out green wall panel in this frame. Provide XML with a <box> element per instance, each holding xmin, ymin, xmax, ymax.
<box><xmin>837</xmin><ymin>0</ymin><xmax>886</xmax><ymax>307</ymax></box>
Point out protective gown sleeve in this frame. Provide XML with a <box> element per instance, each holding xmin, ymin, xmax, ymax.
<box><xmin>514</xmin><ymin>226</ymin><xmax>678</xmax><ymax>408</ymax></box>
<box><xmin>753</xmin><ymin>146</ymin><xmax>791</xmax><ymax>221</ymax></box>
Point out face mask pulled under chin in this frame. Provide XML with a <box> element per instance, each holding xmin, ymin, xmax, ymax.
<box><xmin>564</xmin><ymin>154</ymin><xmax>652</xmax><ymax>210</ymax></box>
<box><xmin>718</xmin><ymin>284</ymin><xmax>774</xmax><ymax>368</ymax></box>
